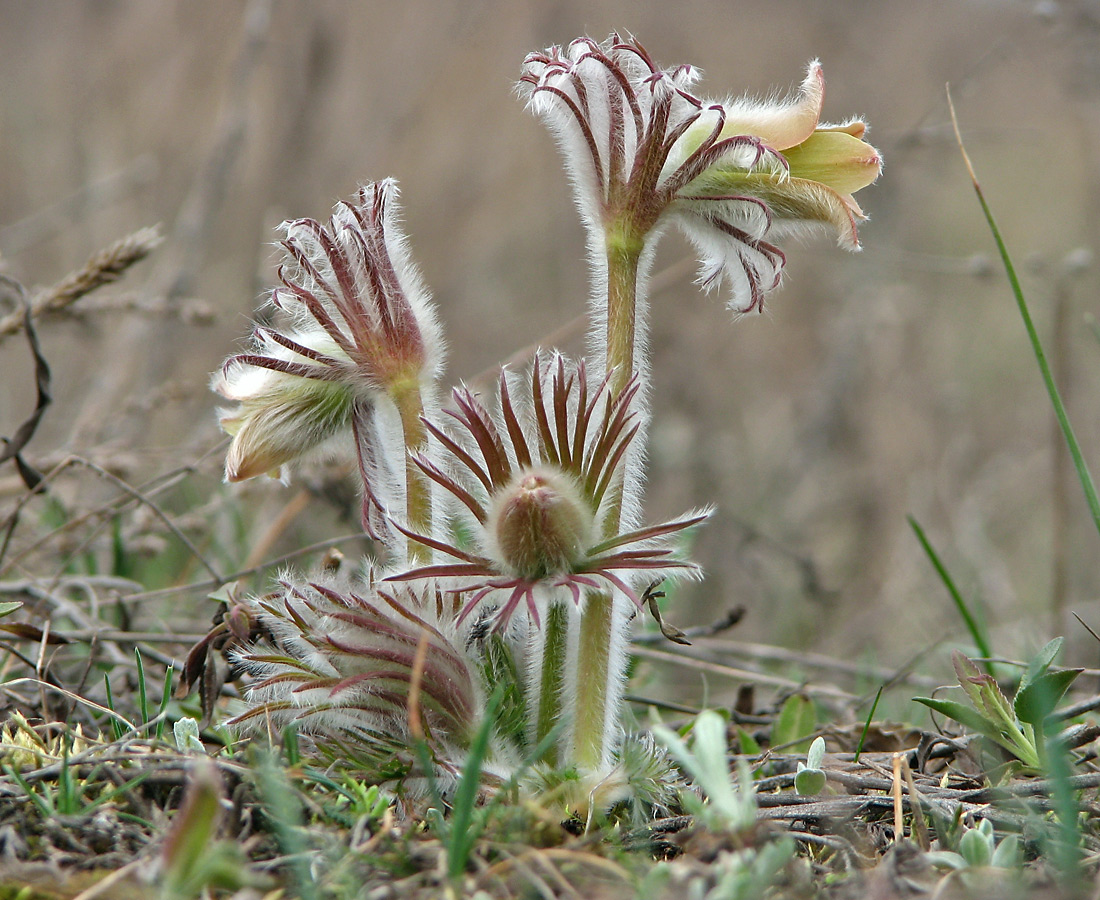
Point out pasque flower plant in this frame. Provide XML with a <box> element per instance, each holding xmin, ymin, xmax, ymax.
<box><xmin>212</xmin><ymin>33</ymin><xmax>880</xmax><ymax>807</ymax></box>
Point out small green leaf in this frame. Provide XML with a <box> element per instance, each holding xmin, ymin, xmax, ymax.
<box><xmin>174</xmin><ymin>717</ymin><xmax>205</xmax><ymax>754</ymax></box>
<box><xmin>794</xmin><ymin>766</ymin><xmax>826</xmax><ymax>796</ymax></box>
<box><xmin>772</xmin><ymin>694</ymin><xmax>816</xmax><ymax>754</ymax></box>
<box><xmin>805</xmin><ymin>736</ymin><xmax>826</xmax><ymax>770</ymax></box>
<box><xmin>991</xmin><ymin>833</ymin><xmax>1021</xmax><ymax>869</ymax></box>
<box><xmin>1014</xmin><ymin>668</ymin><xmax>1082</xmax><ymax>728</ymax></box>
<box><xmin>737</xmin><ymin>727</ymin><xmax>761</xmax><ymax>755</ymax></box>
<box><xmin>959</xmin><ymin>824</ymin><xmax>994</xmax><ymax>868</ymax></box>
<box><xmin>926</xmin><ymin>851</ymin><xmax>968</xmax><ymax>871</ymax></box>
<box><xmin>1021</xmin><ymin>637</ymin><xmax>1064</xmax><ymax>691</ymax></box>
<box><xmin>0</xmin><ymin>601</ymin><xmax>22</xmax><ymax>618</ymax></box>
<box><xmin>913</xmin><ymin>696</ymin><xmax>998</xmax><ymax>736</ymax></box>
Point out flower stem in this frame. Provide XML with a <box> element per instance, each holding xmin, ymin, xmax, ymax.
<box><xmin>604</xmin><ymin>229</ymin><xmax>644</xmax><ymax>393</ymax></box>
<box><xmin>572</xmin><ymin>591</ymin><xmax>616</xmax><ymax>770</ymax></box>
<box><xmin>570</xmin><ymin>227</ymin><xmax>645</xmax><ymax>771</ymax></box>
<box><xmin>392</xmin><ymin>382</ymin><xmax>432</xmax><ymax>565</ymax></box>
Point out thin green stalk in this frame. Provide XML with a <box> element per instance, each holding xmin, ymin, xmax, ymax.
<box><xmin>135</xmin><ymin>648</ymin><xmax>148</xmax><ymax>726</ymax></box>
<box><xmin>854</xmin><ymin>685</ymin><xmax>884</xmax><ymax>764</ymax></box>
<box><xmin>604</xmin><ymin>235</ymin><xmax>643</xmax><ymax>394</ymax></box>
<box><xmin>949</xmin><ymin>91</ymin><xmax>1100</xmax><ymax>540</ymax></box>
<box><xmin>908</xmin><ymin>515</ymin><xmax>994</xmax><ymax>675</ymax></box>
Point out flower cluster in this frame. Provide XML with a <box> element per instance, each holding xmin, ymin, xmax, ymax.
<box><xmin>208</xmin><ymin>33</ymin><xmax>881</xmax><ymax>798</ymax></box>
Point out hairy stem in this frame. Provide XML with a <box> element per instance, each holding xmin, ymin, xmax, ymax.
<box><xmin>571</xmin><ymin>226</ymin><xmax>645</xmax><ymax>771</ymax></box>
<box><xmin>572</xmin><ymin>590</ymin><xmax>616</xmax><ymax>770</ymax></box>
<box><xmin>604</xmin><ymin>230</ymin><xmax>644</xmax><ymax>393</ymax></box>
<box><xmin>392</xmin><ymin>382</ymin><xmax>432</xmax><ymax>565</ymax></box>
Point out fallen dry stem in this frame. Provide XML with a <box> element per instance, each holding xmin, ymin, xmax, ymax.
<box><xmin>631</xmin><ymin>644</ymin><xmax>854</xmax><ymax>701</ymax></box>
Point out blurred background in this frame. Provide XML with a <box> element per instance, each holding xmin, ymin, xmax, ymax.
<box><xmin>2</xmin><ymin>0</ymin><xmax>1099</xmax><ymax>702</ymax></box>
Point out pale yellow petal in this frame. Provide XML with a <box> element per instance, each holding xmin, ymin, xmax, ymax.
<box><xmin>719</xmin><ymin>61</ymin><xmax>824</xmax><ymax>151</ymax></box>
<box><xmin>817</xmin><ymin>119</ymin><xmax>867</xmax><ymax>139</ymax></box>
<box><xmin>708</xmin><ymin>176</ymin><xmax>862</xmax><ymax>248</ymax></box>
<box><xmin>221</xmin><ymin>377</ymin><xmax>354</xmax><ymax>482</ymax></box>
<box><xmin>782</xmin><ymin>131</ymin><xmax>882</xmax><ymax>195</ymax></box>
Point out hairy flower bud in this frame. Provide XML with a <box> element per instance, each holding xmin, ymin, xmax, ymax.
<box><xmin>388</xmin><ymin>353</ymin><xmax>708</xmax><ymax>629</ymax></box>
<box><xmin>490</xmin><ymin>468</ymin><xmax>594</xmax><ymax>580</ymax></box>
<box><xmin>213</xmin><ymin>179</ymin><xmax>442</xmax><ymax>485</ymax></box>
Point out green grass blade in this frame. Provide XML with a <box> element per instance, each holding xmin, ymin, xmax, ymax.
<box><xmin>135</xmin><ymin>648</ymin><xmax>148</xmax><ymax>727</ymax></box>
<box><xmin>156</xmin><ymin>664</ymin><xmax>174</xmax><ymax>742</ymax></box>
<box><xmin>1044</xmin><ymin>733</ymin><xmax>1084</xmax><ymax>880</ymax></box>
<box><xmin>283</xmin><ymin>725</ymin><xmax>301</xmax><ymax>767</ymax></box>
<box><xmin>949</xmin><ymin>91</ymin><xmax>1100</xmax><ymax>540</ymax></box>
<box><xmin>854</xmin><ymin>685</ymin><xmax>884</xmax><ymax>764</ymax></box>
<box><xmin>59</xmin><ymin>737</ymin><xmax>74</xmax><ymax>814</ymax></box>
<box><xmin>908</xmin><ymin>516</ymin><xmax>994</xmax><ymax>675</ymax></box>
<box><xmin>254</xmin><ymin>751</ymin><xmax>318</xmax><ymax>900</ymax></box>
<box><xmin>103</xmin><ymin>673</ymin><xmax>126</xmax><ymax>742</ymax></box>
<box><xmin>448</xmin><ymin>684</ymin><xmax>504</xmax><ymax>881</ymax></box>
<box><xmin>4</xmin><ymin>763</ymin><xmax>53</xmax><ymax>818</ymax></box>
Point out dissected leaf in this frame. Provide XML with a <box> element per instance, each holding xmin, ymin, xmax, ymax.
<box><xmin>953</xmin><ymin>651</ymin><xmax>1016</xmax><ymax>729</ymax></box>
<box><xmin>914</xmin><ymin>696</ymin><xmax>1039</xmax><ymax>768</ymax></box>
<box><xmin>953</xmin><ymin>651</ymin><xmax>987</xmax><ymax>711</ymax></box>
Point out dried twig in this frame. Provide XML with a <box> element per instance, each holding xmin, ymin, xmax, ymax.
<box><xmin>0</xmin><ymin>455</ymin><xmax>223</xmax><ymax>584</ymax></box>
<box><xmin>0</xmin><ymin>276</ymin><xmax>52</xmax><ymax>493</ymax></box>
<box><xmin>676</xmin><ymin>637</ymin><xmax>941</xmax><ymax>690</ymax></box>
<box><xmin>114</xmin><ymin>533</ymin><xmax>368</xmax><ymax>605</ymax></box>
<box><xmin>0</xmin><ymin>454</ymin><xmax>209</xmax><ymax>580</ymax></box>
<box><xmin>631</xmin><ymin>644</ymin><xmax>854</xmax><ymax>701</ymax></box>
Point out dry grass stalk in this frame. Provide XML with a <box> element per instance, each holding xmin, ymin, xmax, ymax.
<box><xmin>0</xmin><ymin>225</ymin><xmax>163</xmax><ymax>341</ymax></box>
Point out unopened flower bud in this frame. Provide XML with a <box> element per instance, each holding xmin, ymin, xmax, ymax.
<box><xmin>490</xmin><ymin>467</ymin><xmax>594</xmax><ymax>580</ymax></box>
